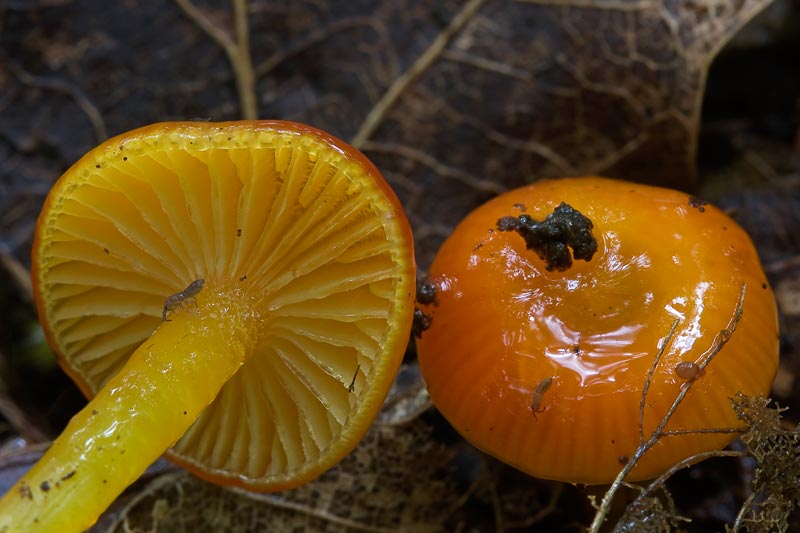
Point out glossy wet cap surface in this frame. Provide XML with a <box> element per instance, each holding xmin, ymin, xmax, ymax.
<box><xmin>416</xmin><ymin>177</ymin><xmax>778</xmax><ymax>484</ymax></box>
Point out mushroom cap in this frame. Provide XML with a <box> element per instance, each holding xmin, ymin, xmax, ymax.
<box><xmin>32</xmin><ymin>121</ymin><xmax>415</xmax><ymax>490</ymax></box>
<box><xmin>416</xmin><ymin>176</ymin><xmax>778</xmax><ymax>484</ymax></box>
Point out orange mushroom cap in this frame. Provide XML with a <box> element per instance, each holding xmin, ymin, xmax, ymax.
<box><xmin>0</xmin><ymin>121</ymin><xmax>415</xmax><ymax>531</ymax></box>
<box><xmin>416</xmin><ymin>176</ymin><xmax>778</xmax><ymax>484</ymax></box>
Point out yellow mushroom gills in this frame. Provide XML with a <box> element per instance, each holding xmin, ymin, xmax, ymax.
<box><xmin>0</xmin><ymin>121</ymin><xmax>415</xmax><ymax>531</ymax></box>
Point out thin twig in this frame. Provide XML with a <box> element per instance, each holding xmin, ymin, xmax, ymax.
<box><xmin>350</xmin><ymin>0</ymin><xmax>486</xmax><ymax>148</ymax></box>
<box><xmin>229</xmin><ymin>488</ymin><xmax>398</xmax><ymax>533</ymax></box>
<box><xmin>505</xmin><ymin>483</ymin><xmax>563</xmax><ymax>528</ymax></box>
<box><xmin>0</xmin><ymin>250</ymin><xmax>32</xmax><ymax>302</ymax></box>
<box><xmin>9</xmin><ymin>63</ymin><xmax>107</xmax><ymax>142</ymax></box>
<box><xmin>360</xmin><ymin>141</ymin><xmax>506</xmax><ymax>194</ymax></box>
<box><xmin>486</xmin><ymin>463</ymin><xmax>505</xmax><ymax>533</ymax></box>
<box><xmin>232</xmin><ymin>0</ymin><xmax>257</xmax><ymax>119</ymax></box>
<box><xmin>0</xmin><ymin>393</ymin><xmax>48</xmax><ymax>443</ymax></box>
<box><xmin>174</xmin><ymin>0</ymin><xmax>233</xmax><ymax>55</ymax></box>
<box><xmin>638</xmin><ymin>449</ymin><xmax>744</xmax><ymax>502</ymax></box>
<box><xmin>447</xmin><ymin>467</ymin><xmax>485</xmax><ymax>515</ymax></box>
<box><xmin>639</xmin><ymin>319</ymin><xmax>679</xmax><ymax>445</ymax></box>
<box><xmin>104</xmin><ymin>471</ymin><xmax>187</xmax><ymax>532</ymax></box>
<box><xmin>255</xmin><ymin>17</ymin><xmax>378</xmax><ymax>76</ymax></box>
<box><xmin>765</xmin><ymin>255</ymin><xmax>800</xmax><ymax>274</ymax></box>
<box><xmin>731</xmin><ymin>489</ymin><xmax>759</xmax><ymax>532</ymax></box>
<box><xmin>0</xmin><ymin>441</ymin><xmax>50</xmax><ymax>466</ymax></box>
<box><xmin>589</xmin><ymin>284</ymin><xmax>747</xmax><ymax>533</ymax></box>
<box><xmin>660</xmin><ymin>427</ymin><xmax>746</xmax><ymax>437</ymax></box>
<box><xmin>174</xmin><ymin>0</ymin><xmax>257</xmax><ymax>119</ymax></box>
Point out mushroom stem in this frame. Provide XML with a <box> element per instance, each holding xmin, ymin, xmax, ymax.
<box><xmin>0</xmin><ymin>286</ymin><xmax>259</xmax><ymax>532</ymax></box>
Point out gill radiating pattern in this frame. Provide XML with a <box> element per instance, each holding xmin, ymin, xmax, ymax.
<box><xmin>38</xmin><ymin>129</ymin><xmax>401</xmax><ymax>483</ymax></box>
<box><xmin>43</xmin><ymin>160</ymin><xmax>187</xmax><ymax>388</ymax></box>
<box><xmin>171</xmin><ymin>143</ymin><xmax>398</xmax><ymax>481</ymax></box>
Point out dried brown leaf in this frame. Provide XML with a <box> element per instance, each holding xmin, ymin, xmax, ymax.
<box><xmin>0</xmin><ymin>0</ymin><xmax>775</xmax><ymax>267</ymax></box>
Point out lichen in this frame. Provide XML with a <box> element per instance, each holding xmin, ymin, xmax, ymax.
<box><xmin>728</xmin><ymin>394</ymin><xmax>800</xmax><ymax>532</ymax></box>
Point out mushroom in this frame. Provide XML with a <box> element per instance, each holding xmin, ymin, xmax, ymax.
<box><xmin>416</xmin><ymin>176</ymin><xmax>778</xmax><ymax>484</ymax></box>
<box><xmin>0</xmin><ymin>121</ymin><xmax>415</xmax><ymax>531</ymax></box>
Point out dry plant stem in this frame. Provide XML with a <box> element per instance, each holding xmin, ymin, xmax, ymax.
<box><xmin>360</xmin><ymin>141</ymin><xmax>506</xmax><ymax>195</ymax></box>
<box><xmin>637</xmin><ymin>449</ymin><xmax>744</xmax><ymax>503</ymax></box>
<box><xmin>229</xmin><ymin>488</ymin><xmax>397</xmax><ymax>533</ymax></box>
<box><xmin>255</xmin><ymin>17</ymin><xmax>377</xmax><ymax>77</ymax></box>
<box><xmin>8</xmin><ymin>63</ymin><xmax>107</xmax><ymax>142</ymax></box>
<box><xmin>449</xmin><ymin>467</ymin><xmax>485</xmax><ymax>513</ymax></box>
<box><xmin>732</xmin><ymin>495</ymin><xmax>754</xmax><ymax>532</ymax></box>
<box><xmin>589</xmin><ymin>284</ymin><xmax>747</xmax><ymax>533</ymax></box>
<box><xmin>232</xmin><ymin>0</ymin><xmax>256</xmax><ymax>119</ymax></box>
<box><xmin>0</xmin><ymin>393</ymin><xmax>48</xmax><ymax>443</ymax></box>
<box><xmin>765</xmin><ymin>255</ymin><xmax>800</xmax><ymax>274</ymax></box>
<box><xmin>505</xmin><ymin>484</ymin><xmax>564</xmax><ymax>528</ymax></box>
<box><xmin>638</xmin><ymin>319</ymin><xmax>679</xmax><ymax>445</ymax></box>
<box><xmin>660</xmin><ymin>427</ymin><xmax>745</xmax><ymax>437</ymax></box>
<box><xmin>104</xmin><ymin>471</ymin><xmax>186</xmax><ymax>533</ymax></box>
<box><xmin>350</xmin><ymin>0</ymin><xmax>486</xmax><ymax>148</ymax></box>
<box><xmin>174</xmin><ymin>0</ymin><xmax>257</xmax><ymax>119</ymax></box>
<box><xmin>0</xmin><ymin>443</ymin><xmax>50</xmax><ymax>470</ymax></box>
<box><xmin>0</xmin><ymin>250</ymin><xmax>33</xmax><ymax>302</ymax></box>
<box><xmin>732</xmin><ymin>487</ymin><xmax>762</xmax><ymax>532</ymax></box>
<box><xmin>486</xmin><ymin>464</ymin><xmax>505</xmax><ymax>533</ymax></box>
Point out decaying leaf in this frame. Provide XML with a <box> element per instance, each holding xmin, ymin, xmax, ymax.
<box><xmin>0</xmin><ymin>0</ymin><xmax>775</xmax><ymax>267</ymax></box>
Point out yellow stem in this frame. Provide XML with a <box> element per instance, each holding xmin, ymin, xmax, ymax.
<box><xmin>0</xmin><ymin>286</ymin><xmax>259</xmax><ymax>532</ymax></box>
